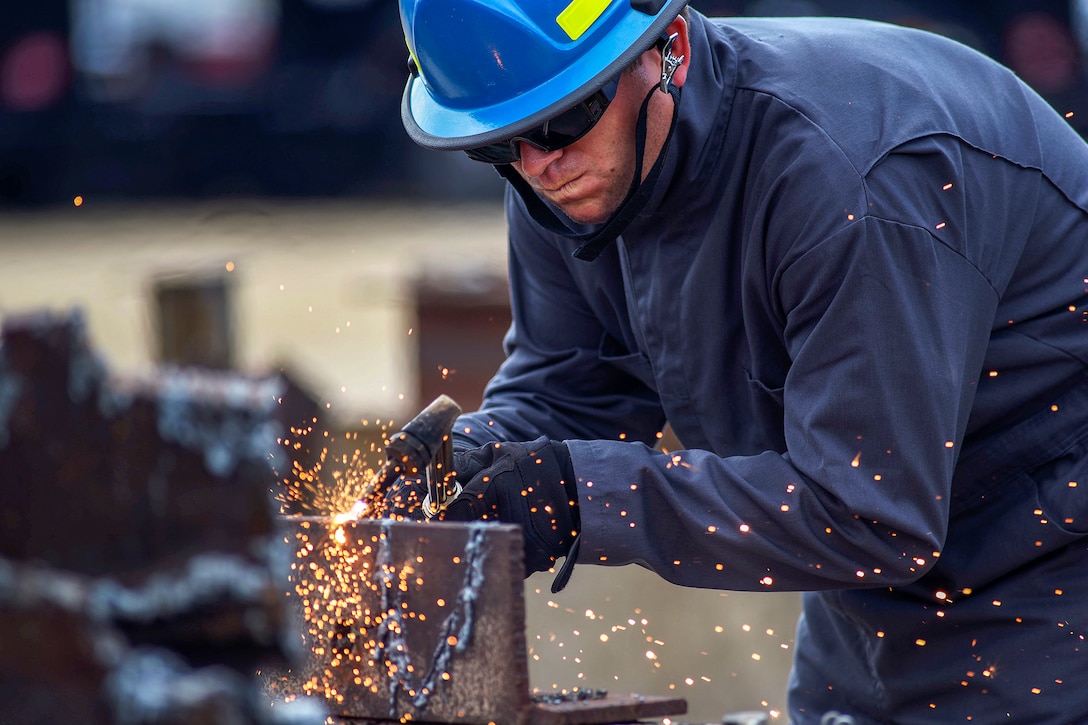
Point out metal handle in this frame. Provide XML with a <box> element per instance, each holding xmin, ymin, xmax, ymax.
<box><xmin>373</xmin><ymin>394</ymin><xmax>462</xmax><ymax>517</ymax></box>
<box><xmin>421</xmin><ymin>424</ymin><xmax>462</xmax><ymax>518</ymax></box>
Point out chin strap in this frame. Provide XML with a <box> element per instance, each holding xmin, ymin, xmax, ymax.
<box><xmin>496</xmin><ymin>81</ymin><xmax>681</xmax><ymax>262</ymax></box>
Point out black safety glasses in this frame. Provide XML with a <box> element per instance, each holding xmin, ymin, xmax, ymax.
<box><xmin>464</xmin><ymin>76</ymin><xmax>621</xmax><ymax>165</ymax></box>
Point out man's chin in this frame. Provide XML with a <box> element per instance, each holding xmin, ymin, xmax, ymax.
<box><xmin>557</xmin><ymin>200</ymin><xmax>614</xmax><ymax>226</ymax></box>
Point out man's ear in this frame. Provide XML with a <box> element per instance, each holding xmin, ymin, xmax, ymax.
<box><xmin>664</xmin><ymin>14</ymin><xmax>690</xmax><ymax>88</ymax></box>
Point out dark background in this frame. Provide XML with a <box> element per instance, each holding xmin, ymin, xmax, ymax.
<box><xmin>1</xmin><ymin>0</ymin><xmax>1085</xmax><ymax>209</ymax></box>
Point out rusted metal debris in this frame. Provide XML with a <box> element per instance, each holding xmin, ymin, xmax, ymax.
<box><xmin>0</xmin><ymin>308</ymin><xmax>323</xmax><ymax>725</ymax></box>
<box><xmin>269</xmin><ymin>516</ymin><xmax>687</xmax><ymax>725</ymax></box>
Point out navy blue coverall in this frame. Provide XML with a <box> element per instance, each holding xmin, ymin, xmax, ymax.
<box><xmin>454</xmin><ymin>11</ymin><xmax>1088</xmax><ymax>724</ymax></box>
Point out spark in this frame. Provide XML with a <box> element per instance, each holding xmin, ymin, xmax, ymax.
<box><xmin>274</xmin><ymin>422</ymin><xmax>390</xmax><ymax>520</ymax></box>
<box><xmin>332</xmin><ymin>496</ymin><xmax>368</xmax><ymax>524</ymax></box>
<box><xmin>74</xmin><ymin>195</ymin><xmax>83</xmax><ymax>206</ymax></box>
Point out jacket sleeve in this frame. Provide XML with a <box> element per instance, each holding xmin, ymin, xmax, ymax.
<box><xmin>453</xmin><ymin>187</ymin><xmax>668</xmax><ymax>450</ymax></box>
<box><xmin>575</xmin><ymin>216</ymin><xmax>998</xmax><ymax>592</ymax></box>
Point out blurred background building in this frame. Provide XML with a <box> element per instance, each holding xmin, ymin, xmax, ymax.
<box><xmin>1</xmin><ymin>1</ymin><xmax>1086</xmax><ymax>722</ymax></box>
<box><xmin>0</xmin><ymin>0</ymin><xmax>1084</xmax><ymax>208</ymax></box>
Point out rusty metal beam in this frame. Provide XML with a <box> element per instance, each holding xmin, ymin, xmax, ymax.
<box><xmin>272</xmin><ymin>516</ymin><xmax>687</xmax><ymax>725</ymax></box>
<box><xmin>274</xmin><ymin>516</ymin><xmax>532</xmax><ymax>724</ymax></box>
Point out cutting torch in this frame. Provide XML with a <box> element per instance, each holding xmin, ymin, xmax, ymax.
<box><xmin>371</xmin><ymin>394</ymin><xmax>463</xmax><ymax>518</ymax></box>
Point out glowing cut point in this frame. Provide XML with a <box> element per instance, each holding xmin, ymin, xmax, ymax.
<box><xmin>334</xmin><ymin>499</ymin><xmax>367</xmax><ymax>524</ymax></box>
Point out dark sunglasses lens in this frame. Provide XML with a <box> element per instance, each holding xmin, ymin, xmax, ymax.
<box><xmin>534</xmin><ymin>105</ymin><xmax>595</xmax><ymax>145</ymax></box>
<box><xmin>463</xmin><ymin>78</ymin><xmax>619</xmax><ymax>165</ymax></box>
<box><xmin>464</xmin><ymin>143</ymin><xmax>518</xmax><ymax>164</ymax></box>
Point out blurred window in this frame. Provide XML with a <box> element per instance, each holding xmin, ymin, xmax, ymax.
<box><xmin>154</xmin><ymin>274</ymin><xmax>234</xmax><ymax>369</ymax></box>
<box><xmin>69</xmin><ymin>0</ymin><xmax>278</xmax><ymax>97</ymax></box>
<box><xmin>414</xmin><ymin>276</ymin><xmax>510</xmax><ymax>413</ymax></box>
<box><xmin>1075</xmin><ymin>0</ymin><xmax>1088</xmax><ymax>54</ymax></box>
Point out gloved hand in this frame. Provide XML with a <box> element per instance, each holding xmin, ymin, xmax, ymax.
<box><xmin>383</xmin><ymin>472</ymin><xmax>428</xmax><ymax>520</ymax></box>
<box><xmin>443</xmin><ymin>437</ymin><xmax>579</xmax><ymax>579</ymax></box>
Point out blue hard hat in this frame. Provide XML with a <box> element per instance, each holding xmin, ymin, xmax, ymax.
<box><xmin>400</xmin><ymin>0</ymin><xmax>689</xmax><ymax>151</ymax></box>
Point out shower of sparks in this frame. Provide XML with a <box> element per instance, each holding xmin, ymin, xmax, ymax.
<box><xmin>271</xmin><ymin>517</ymin><xmax>488</xmax><ymax>717</ymax></box>
<box><xmin>268</xmin><ymin>419</ymin><xmax>499</xmax><ymax>719</ymax></box>
<box><xmin>273</xmin><ymin>421</ymin><xmax>392</xmax><ymax>520</ymax></box>
<box><xmin>269</xmin><ymin>422</ymin><xmax>399</xmax><ymax>706</ymax></box>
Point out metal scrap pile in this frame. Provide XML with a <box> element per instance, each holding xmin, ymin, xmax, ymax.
<box><xmin>0</xmin><ymin>309</ymin><xmax>323</xmax><ymax>725</ymax></box>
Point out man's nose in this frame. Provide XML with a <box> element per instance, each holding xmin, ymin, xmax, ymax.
<box><xmin>517</xmin><ymin>142</ymin><xmax>563</xmax><ymax>176</ymax></box>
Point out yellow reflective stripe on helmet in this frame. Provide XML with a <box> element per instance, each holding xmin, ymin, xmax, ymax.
<box><xmin>556</xmin><ymin>0</ymin><xmax>613</xmax><ymax>40</ymax></box>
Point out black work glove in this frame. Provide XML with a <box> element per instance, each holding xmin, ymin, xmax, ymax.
<box><xmin>383</xmin><ymin>472</ymin><xmax>428</xmax><ymax>520</ymax></box>
<box><xmin>443</xmin><ymin>437</ymin><xmax>580</xmax><ymax>582</ymax></box>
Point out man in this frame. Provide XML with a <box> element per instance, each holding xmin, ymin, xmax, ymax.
<box><xmin>393</xmin><ymin>1</ymin><xmax>1088</xmax><ymax>722</ymax></box>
